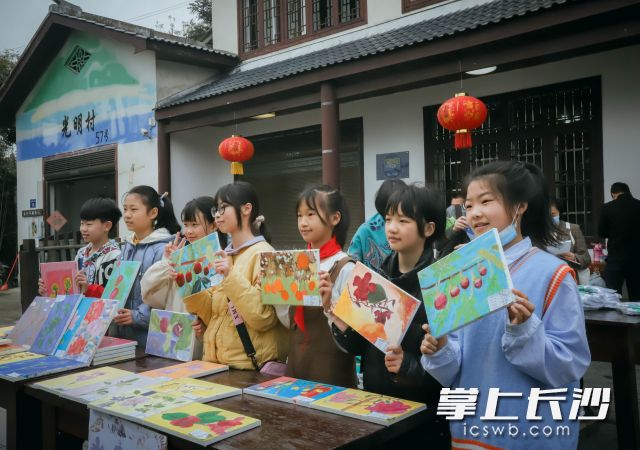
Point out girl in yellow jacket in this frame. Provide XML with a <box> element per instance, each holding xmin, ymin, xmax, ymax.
<box><xmin>184</xmin><ymin>182</ymin><xmax>282</xmax><ymax>369</ymax></box>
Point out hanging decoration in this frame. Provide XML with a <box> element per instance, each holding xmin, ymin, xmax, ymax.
<box><xmin>437</xmin><ymin>93</ymin><xmax>488</xmax><ymax>150</ymax></box>
<box><xmin>218</xmin><ymin>135</ymin><xmax>254</xmax><ymax>175</ymax></box>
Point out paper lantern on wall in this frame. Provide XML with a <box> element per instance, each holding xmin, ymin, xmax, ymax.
<box><xmin>218</xmin><ymin>135</ymin><xmax>254</xmax><ymax>175</ymax></box>
<box><xmin>437</xmin><ymin>93</ymin><xmax>488</xmax><ymax>150</ymax></box>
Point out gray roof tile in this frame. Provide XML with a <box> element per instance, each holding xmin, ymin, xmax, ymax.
<box><xmin>157</xmin><ymin>0</ymin><xmax>569</xmax><ymax>109</ymax></box>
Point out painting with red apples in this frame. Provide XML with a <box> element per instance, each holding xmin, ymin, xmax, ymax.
<box><xmin>418</xmin><ymin>228</ymin><xmax>514</xmax><ymax>338</ymax></box>
<box><xmin>169</xmin><ymin>232</ymin><xmax>223</xmax><ymax>301</ymax></box>
<box><xmin>334</xmin><ymin>262</ymin><xmax>422</xmax><ymax>353</ymax></box>
<box><xmin>102</xmin><ymin>261</ymin><xmax>141</xmax><ymax>309</ymax></box>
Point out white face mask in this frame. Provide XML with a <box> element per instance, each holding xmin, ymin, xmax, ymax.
<box><xmin>552</xmin><ymin>216</ymin><xmax>560</xmax><ymax>225</ymax></box>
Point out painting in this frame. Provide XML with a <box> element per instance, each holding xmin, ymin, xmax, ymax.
<box><xmin>146</xmin><ymin>378</ymin><xmax>241</xmax><ymax>402</ymax></box>
<box><xmin>0</xmin><ymin>344</ymin><xmax>30</xmax><ymax>357</ymax></box>
<box><xmin>29</xmin><ymin>294</ymin><xmax>82</xmax><ymax>355</ymax></box>
<box><xmin>62</xmin><ymin>373</ymin><xmax>169</xmax><ymax>404</ymax></box>
<box><xmin>55</xmin><ymin>298</ymin><xmax>120</xmax><ymax>363</ymax></box>
<box><xmin>143</xmin><ymin>402</ymin><xmax>261</xmax><ymax>446</ymax></box>
<box><xmin>34</xmin><ymin>367</ymin><xmax>131</xmax><ymax>395</ymax></box>
<box><xmin>243</xmin><ymin>376</ymin><xmax>346</xmax><ymax>404</ymax></box>
<box><xmin>146</xmin><ymin>310</ymin><xmax>196</xmax><ymax>362</ymax></box>
<box><xmin>0</xmin><ymin>325</ymin><xmax>14</xmax><ymax>338</ymax></box>
<box><xmin>333</xmin><ymin>262</ymin><xmax>422</xmax><ymax>352</ymax></box>
<box><xmin>89</xmin><ymin>410</ymin><xmax>167</xmax><ymax>450</ymax></box>
<box><xmin>0</xmin><ymin>351</ymin><xmax>44</xmax><ymax>366</ymax></box>
<box><xmin>169</xmin><ymin>232</ymin><xmax>223</xmax><ymax>300</ymax></box>
<box><xmin>417</xmin><ymin>228</ymin><xmax>514</xmax><ymax>338</ymax></box>
<box><xmin>0</xmin><ymin>355</ymin><xmax>87</xmax><ymax>381</ymax></box>
<box><xmin>102</xmin><ymin>261</ymin><xmax>141</xmax><ymax>309</ymax></box>
<box><xmin>90</xmin><ymin>391</ymin><xmax>194</xmax><ymax>423</ymax></box>
<box><xmin>306</xmin><ymin>388</ymin><xmax>426</xmax><ymax>426</ymax></box>
<box><xmin>8</xmin><ymin>296</ymin><xmax>57</xmax><ymax>347</ymax></box>
<box><xmin>141</xmin><ymin>361</ymin><xmax>228</xmax><ymax>379</ymax></box>
<box><xmin>259</xmin><ymin>250</ymin><xmax>321</xmax><ymax>306</ymax></box>
<box><xmin>40</xmin><ymin>261</ymin><xmax>78</xmax><ymax>297</ymax></box>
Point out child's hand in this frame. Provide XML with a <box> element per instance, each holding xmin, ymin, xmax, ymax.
<box><xmin>319</xmin><ymin>271</ymin><xmax>333</xmax><ymax>312</ymax></box>
<box><xmin>214</xmin><ymin>251</ymin><xmax>232</xmax><ymax>277</ymax></box>
<box><xmin>113</xmin><ymin>308</ymin><xmax>134</xmax><ymax>326</ymax></box>
<box><xmin>164</xmin><ymin>233</ymin><xmax>186</xmax><ymax>259</ymax></box>
<box><xmin>420</xmin><ymin>324</ymin><xmax>447</xmax><ymax>355</ymax></box>
<box><xmin>384</xmin><ymin>345</ymin><xmax>404</xmax><ymax>374</ymax></box>
<box><xmin>192</xmin><ymin>318</ymin><xmax>206</xmax><ymax>338</ymax></box>
<box><xmin>452</xmin><ymin>216</ymin><xmax>468</xmax><ymax>232</ymax></box>
<box><xmin>38</xmin><ymin>278</ymin><xmax>46</xmax><ymax>296</ymax></box>
<box><xmin>168</xmin><ymin>268</ymin><xmax>178</xmax><ymax>280</ymax></box>
<box><xmin>75</xmin><ymin>271</ymin><xmax>88</xmax><ymax>293</ymax></box>
<box><xmin>507</xmin><ymin>288</ymin><xmax>535</xmax><ymax>325</ymax></box>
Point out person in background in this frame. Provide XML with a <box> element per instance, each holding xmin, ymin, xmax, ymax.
<box><xmin>549</xmin><ymin>197</ymin><xmax>591</xmax><ymax>284</ymax></box>
<box><xmin>347</xmin><ymin>179</ymin><xmax>406</xmax><ymax>270</ymax></box>
<box><xmin>598</xmin><ymin>182</ymin><xmax>640</xmax><ymax>299</ymax></box>
<box><xmin>436</xmin><ymin>192</ymin><xmax>470</xmax><ymax>257</ymax></box>
<box><xmin>38</xmin><ymin>197</ymin><xmax>122</xmax><ymax>298</ymax></box>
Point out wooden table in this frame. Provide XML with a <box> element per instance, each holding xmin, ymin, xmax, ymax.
<box><xmin>585</xmin><ymin>309</ymin><xmax>640</xmax><ymax>450</ymax></box>
<box><xmin>24</xmin><ymin>356</ymin><xmax>431</xmax><ymax>450</ymax></box>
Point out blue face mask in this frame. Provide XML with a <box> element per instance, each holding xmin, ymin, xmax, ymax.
<box><xmin>498</xmin><ymin>204</ymin><xmax>521</xmax><ymax>247</ymax></box>
<box><xmin>552</xmin><ymin>216</ymin><xmax>560</xmax><ymax>225</ymax></box>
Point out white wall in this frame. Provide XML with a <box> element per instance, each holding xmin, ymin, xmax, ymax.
<box><xmin>212</xmin><ymin>0</ymin><xmax>238</xmax><ymax>54</ymax></box>
<box><xmin>155</xmin><ymin>60</ymin><xmax>219</xmax><ymax>102</ymax></box>
<box><xmin>16</xmin><ymin>158</ymin><xmax>44</xmax><ymax>244</ymax></box>
<box><xmin>169</xmin><ymin>44</ymin><xmax>640</xmax><ymax>220</ymax></box>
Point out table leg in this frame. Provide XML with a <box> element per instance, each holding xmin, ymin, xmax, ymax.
<box><xmin>611</xmin><ymin>361</ymin><xmax>640</xmax><ymax>450</ymax></box>
<box><xmin>41</xmin><ymin>403</ymin><xmax>57</xmax><ymax>450</ymax></box>
<box><xmin>1</xmin><ymin>385</ymin><xmax>17</xmax><ymax>450</ymax></box>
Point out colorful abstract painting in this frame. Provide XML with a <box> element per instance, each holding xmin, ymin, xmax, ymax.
<box><xmin>0</xmin><ymin>344</ymin><xmax>30</xmax><ymax>357</ymax></box>
<box><xmin>417</xmin><ymin>228</ymin><xmax>514</xmax><ymax>338</ymax></box>
<box><xmin>259</xmin><ymin>250</ymin><xmax>321</xmax><ymax>306</ymax></box>
<box><xmin>334</xmin><ymin>262</ymin><xmax>422</xmax><ymax>352</ymax></box>
<box><xmin>0</xmin><ymin>355</ymin><xmax>87</xmax><ymax>381</ymax></box>
<box><xmin>147</xmin><ymin>378</ymin><xmax>241</xmax><ymax>403</ymax></box>
<box><xmin>146</xmin><ymin>310</ymin><xmax>196</xmax><ymax>361</ymax></box>
<box><xmin>102</xmin><ymin>261</ymin><xmax>141</xmax><ymax>309</ymax></box>
<box><xmin>34</xmin><ymin>367</ymin><xmax>131</xmax><ymax>395</ymax></box>
<box><xmin>29</xmin><ymin>294</ymin><xmax>82</xmax><ymax>355</ymax></box>
<box><xmin>0</xmin><ymin>325</ymin><xmax>14</xmax><ymax>338</ymax></box>
<box><xmin>143</xmin><ymin>402</ymin><xmax>261</xmax><ymax>446</ymax></box>
<box><xmin>169</xmin><ymin>232</ymin><xmax>223</xmax><ymax>300</ymax></box>
<box><xmin>306</xmin><ymin>388</ymin><xmax>426</xmax><ymax>426</ymax></box>
<box><xmin>0</xmin><ymin>351</ymin><xmax>44</xmax><ymax>366</ymax></box>
<box><xmin>141</xmin><ymin>361</ymin><xmax>229</xmax><ymax>379</ymax></box>
<box><xmin>55</xmin><ymin>298</ymin><xmax>120</xmax><ymax>363</ymax></box>
<box><xmin>8</xmin><ymin>296</ymin><xmax>57</xmax><ymax>347</ymax></box>
<box><xmin>62</xmin><ymin>373</ymin><xmax>169</xmax><ymax>404</ymax></box>
<box><xmin>40</xmin><ymin>261</ymin><xmax>78</xmax><ymax>297</ymax></box>
<box><xmin>89</xmin><ymin>410</ymin><xmax>167</xmax><ymax>450</ymax></box>
<box><xmin>90</xmin><ymin>391</ymin><xmax>194</xmax><ymax>423</ymax></box>
<box><xmin>243</xmin><ymin>376</ymin><xmax>346</xmax><ymax>404</ymax></box>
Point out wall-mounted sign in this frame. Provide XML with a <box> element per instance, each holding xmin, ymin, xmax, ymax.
<box><xmin>376</xmin><ymin>151</ymin><xmax>409</xmax><ymax>180</ymax></box>
<box><xmin>22</xmin><ymin>209</ymin><xmax>44</xmax><ymax>217</ymax></box>
<box><xmin>29</xmin><ymin>198</ymin><xmax>36</xmax><ymax>208</ymax></box>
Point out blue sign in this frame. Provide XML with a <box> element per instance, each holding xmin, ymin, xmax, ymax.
<box><xmin>30</xmin><ymin>199</ymin><xmax>36</xmax><ymax>208</ymax></box>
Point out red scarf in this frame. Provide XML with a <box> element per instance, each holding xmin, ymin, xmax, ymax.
<box><xmin>294</xmin><ymin>236</ymin><xmax>342</xmax><ymax>333</ymax></box>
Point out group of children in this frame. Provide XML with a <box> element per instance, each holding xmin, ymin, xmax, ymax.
<box><xmin>36</xmin><ymin>160</ymin><xmax>590</xmax><ymax>449</ymax></box>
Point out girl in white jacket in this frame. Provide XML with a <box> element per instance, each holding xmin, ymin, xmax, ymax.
<box><xmin>141</xmin><ymin>197</ymin><xmax>225</xmax><ymax>315</ymax></box>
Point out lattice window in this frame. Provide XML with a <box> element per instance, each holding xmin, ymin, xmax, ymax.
<box><xmin>312</xmin><ymin>0</ymin><xmax>332</xmax><ymax>31</ymax></box>
<box><xmin>243</xmin><ymin>0</ymin><xmax>259</xmax><ymax>52</ymax></box>
<box><xmin>64</xmin><ymin>46</ymin><xmax>91</xmax><ymax>74</ymax></box>
<box><xmin>264</xmin><ymin>0</ymin><xmax>281</xmax><ymax>45</ymax></box>
<box><xmin>339</xmin><ymin>0</ymin><xmax>359</xmax><ymax>23</ymax></box>
<box><xmin>287</xmin><ymin>0</ymin><xmax>306</xmax><ymax>38</ymax></box>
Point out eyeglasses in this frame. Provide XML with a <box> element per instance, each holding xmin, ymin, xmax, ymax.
<box><xmin>211</xmin><ymin>203</ymin><xmax>229</xmax><ymax>217</ymax></box>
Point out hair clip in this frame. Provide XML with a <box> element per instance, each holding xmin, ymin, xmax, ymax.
<box><xmin>159</xmin><ymin>192</ymin><xmax>168</xmax><ymax>207</ymax></box>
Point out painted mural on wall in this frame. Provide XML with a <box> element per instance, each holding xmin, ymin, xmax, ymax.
<box><xmin>16</xmin><ymin>32</ymin><xmax>156</xmax><ymax>161</ymax></box>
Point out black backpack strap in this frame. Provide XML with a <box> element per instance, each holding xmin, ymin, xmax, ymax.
<box><xmin>227</xmin><ymin>298</ymin><xmax>260</xmax><ymax>370</ymax></box>
<box><xmin>328</xmin><ymin>256</ymin><xmax>356</xmax><ymax>284</ymax></box>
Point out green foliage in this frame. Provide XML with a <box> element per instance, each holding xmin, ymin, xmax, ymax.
<box><xmin>162</xmin><ymin>412</ymin><xmax>189</xmax><ymax>420</ymax></box>
<box><xmin>197</xmin><ymin>410</ymin><xmax>225</xmax><ymax>424</ymax></box>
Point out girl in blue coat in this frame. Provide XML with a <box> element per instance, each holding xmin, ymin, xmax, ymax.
<box><xmin>111</xmin><ymin>186</ymin><xmax>180</xmax><ymax>347</ymax></box>
<box><xmin>421</xmin><ymin>161</ymin><xmax>591</xmax><ymax>450</ymax></box>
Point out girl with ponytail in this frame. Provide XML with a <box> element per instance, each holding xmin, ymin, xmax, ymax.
<box><xmin>112</xmin><ymin>186</ymin><xmax>179</xmax><ymax>347</ymax></box>
<box><xmin>183</xmin><ymin>182</ymin><xmax>284</xmax><ymax>369</ymax></box>
<box><xmin>420</xmin><ymin>161</ymin><xmax>590</xmax><ymax>450</ymax></box>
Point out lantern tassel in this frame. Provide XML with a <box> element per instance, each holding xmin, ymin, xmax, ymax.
<box><xmin>454</xmin><ymin>129</ymin><xmax>472</xmax><ymax>150</ymax></box>
<box><xmin>230</xmin><ymin>162</ymin><xmax>244</xmax><ymax>175</ymax></box>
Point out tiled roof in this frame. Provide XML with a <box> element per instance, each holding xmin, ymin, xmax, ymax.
<box><xmin>49</xmin><ymin>3</ymin><xmax>237</xmax><ymax>59</ymax></box>
<box><xmin>156</xmin><ymin>0</ymin><xmax>569</xmax><ymax>109</ymax></box>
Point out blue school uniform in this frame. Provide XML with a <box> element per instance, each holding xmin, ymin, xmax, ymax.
<box><xmin>421</xmin><ymin>237</ymin><xmax>591</xmax><ymax>449</ymax></box>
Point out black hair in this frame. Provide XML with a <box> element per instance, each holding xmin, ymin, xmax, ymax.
<box><xmin>463</xmin><ymin>161</ymin><xmax>557</xmax><ymax>247</ymax></box>
<box><xmin>181</xmin><ymin>196</ymin><xmax>228</xmax><ymax>248</ymax></box>
<box><xmin>79</xmin><ymin>197</ymin><xmax>122</xmax><ymax>225</ymax></box>
<box><xmin>385</xmin><ymin>184</ymin><xmax>445</xmax><ymax>246</ymax></box>
<box><xmin>449</xmin><ymin>192</ymin><xmax>465</xmax><ymax>201</ymax></box>
<box><xmin>374</xmin><ymin>179</ymin><xmax>407</xmax><ymax>217</ymax></box>
<box><xmin>549</xmin><ymin>196</ymin><xmax>560</xmax><ymax>212</ymax></box>
<box><xmin>610</xmin><ymin>182</ymin><xmax>630</xmax><ymax>195</ymax></box>
<box><xmin>214</xmin><ymin>181</ymin><xmax>271</xmax><ymax>243</ymax></box>
<box><xmin>125</xmin><ymin>185</ymin><xmax>181</xmax><ymax>235</ymax></box>
<box><xmin>296</xmin><ymin>184</ymin><xmax>350</xmax><ymax>248</ymax></box>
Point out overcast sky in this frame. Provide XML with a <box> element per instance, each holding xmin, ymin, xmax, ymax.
<box><xmin>0</xmin><ymin>0</ymin><xmax>195</xmax><ymax>54</ymax></box>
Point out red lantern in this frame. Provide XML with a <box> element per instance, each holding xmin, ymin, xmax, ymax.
<box><xmin>218</xmin><ymin>135</ymin><xmax>254</xmax><ymax>175</ymax></box>
<box><xmin>437</xmin><ymin>93</ymin><xmax>488</xmax><ymax>150</ymax></box>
